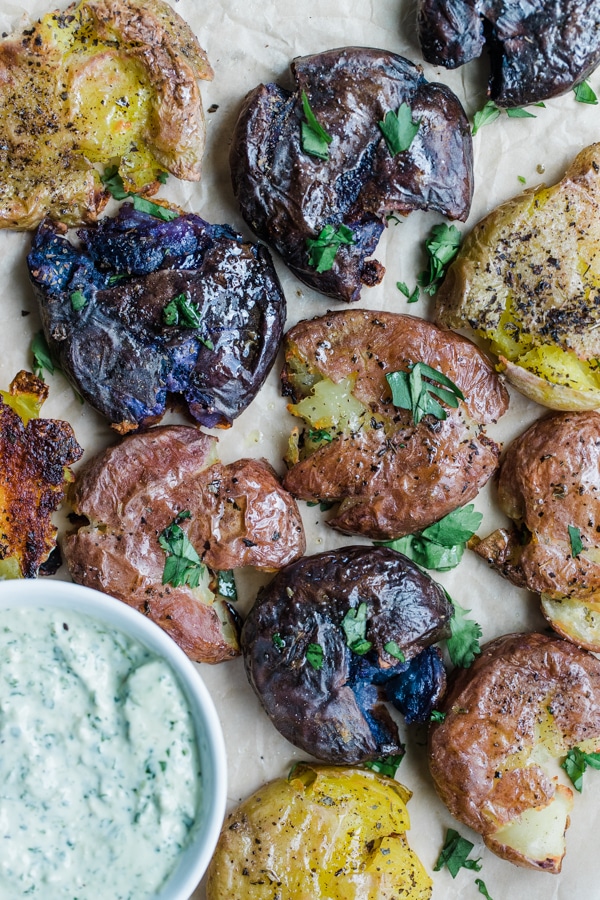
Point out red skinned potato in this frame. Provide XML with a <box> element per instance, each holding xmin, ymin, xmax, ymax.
<box><xmin>282</xmin><ymin>310</ymin><xmax>508</xmax><ymax>540</ymax></box>
<box><xmin>63</xmin><ymin>425</ymin><xmax>306</xmax><ymax>663</ymax></box>
<box><xmin>429</xmin><ymin>632</ymin><xmax>600</xmax><ymax>872</ymax></box>
<box><xmin>473</xmin><ymin>411</ymin><xmax>600</xmax><ymax>649</ymax></box>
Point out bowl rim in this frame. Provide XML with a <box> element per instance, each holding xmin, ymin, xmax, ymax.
<box><xmin>0</xmin><ymin>578</ymin><xmax>227</xmax><ymax>900</ymax></box>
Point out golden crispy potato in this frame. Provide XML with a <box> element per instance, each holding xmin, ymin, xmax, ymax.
<box><xmin>0</xmin><ymin>0</ymin><xmax>212</xmax><ymax>229</ymax></box>
<box><xmin>472</xmin><ymin>410</ymin><xmax>600</xmax><ymax>648</ymax></box>
<box><xmin>281</xmin><ymin>310</ymin><xmax>508</xmax><ymax>540</ymax></box>
<box><xmin>429</xmin><ymin>633</ymin><xmax>600</xmax><ymax>873</ymax></box>
<box><xmin>436</xmin><ymin>144</ymin><xmax>600</xmax><ymax>409</ymax></box>
<box><xmin>206</xmin><ymin>763</ymin><xmax>432</xmax><ymax>900</ymax></box>
<box><xmin>64</xmin><ymin>425</ymin><xmax>306</xmax><ymax>663</ymax></box>
<box><xmin>0</xmin><ymin>371</ymin><xmax>83</xmax><ymax>578</ymax></box>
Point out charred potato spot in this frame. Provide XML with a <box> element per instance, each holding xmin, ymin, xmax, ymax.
<box><xmin>0</xmin><ymin>0</ymin><xmax>212</xmax><ymax>229</ymax></box>
<box><xmin>281</xmin><ymin>310</ymin><xmax>508</xmax><ymax>540</ymax></box>
<box><xmin>206</xmin><ymin>764</ymin><xmax>432</xmax><ymax>900</ymax></box>
<box><xmin>63</xmin><ymin>425</ymin><xmax>305</xmax><ymax>663</ymax></box>
<box><xmin>0</xmin><ymin>371</ymin><xmax>82</xmax><ymax>579</ymax></box>
<box><xmin>436</xmin><ymin>144</ymin><xmax>600</xmax><ymax>410</ymax></box>
<box><xmin>429</xmin><ymin>633</ymin><xmax>600</xmax><ymax>873</ymax></box>
<box><xmin>241</xmin><ymin>546</ymin><xmax>452</xmax><ymax>764</ymax></box>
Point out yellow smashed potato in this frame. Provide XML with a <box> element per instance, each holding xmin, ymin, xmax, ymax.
<box><xmin>206</xmin><ymin>764</ymin><xmax>432</xmax><ymax>900</ymax></box>
<box><xmin>436</xmin><ymin>143</ymin><xmax>600</xmax><ymax>410</ymax></box>
<box><xmin>0</xmin><ymin>0</ymin><xmax>212</xmax><ymax>229</ymax></box>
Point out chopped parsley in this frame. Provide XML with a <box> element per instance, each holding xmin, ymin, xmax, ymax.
<box><xmin>434</xmin><ymin>828</ymin><xmax>482</xmax><ymax>878</ymax></box>
<box><xmin>417</xmin><ymin>223</ymin><xmax>462</xmax><ymax>295</ymax></box>
<box><xmin>300</xmin><ymin>91</ymin><xmax>333</xmax><ymax>160</ymax></box>
<box><xmin>568</xmin><ymin>524</ymin><xmax>583</xmax><ymax>558</ymax></box>
<box><xmin>272</xmin><ymin>632</ymin><xmax>285</xmax><ymax>650</ymax></box>
<box><xmin>307</xmin><ymin>428</ymin><xmax>333</xmax><ymax>443</ymax></box>
<box><xmin>364</xmin><ymin>752</ymin><xmax>405</xmax><ymax>777</ymax></box>
<box><xmin>446</xmin><ymin>595</ymin><xmax>482</xmax><ymax>668</ymax></box>
<box><xmin>383</xmin><ymin>640</ymin><xmax>405</xmax><ymax>661</ymax></box>
<box><xmin>506</xmin><ymin>106</ymin><xmax>537</xmax><ymax>119</ymax></box>
<box><xmin>386</xmin><ymin>361</ymin><xmax>464</xmax><ymax>425</ymax></box>
<box><xmin>561</xmin><ymin>746</ymin><xmax>600</xmax><ymax>792</ymax></box>
<box><xmin>471</xmin><ymin>100</ymin><xmax>501</xmax><ymax>135</ymax></box>
<box><xmin>397</xmin><ymin>281</ymin><xmax>420</xmax><ymax>304</ymax></box>
<box><xmin>430</xmin><ymin>710</ymin><xmax>446</xmax><ymax>723</ymax></box>
<box><xmin>383</xmin><ymin>505</ymin><xmax>483</xmax><ymax>571</ymax></box>
<box><xmin>378</xmin><ymin>103</ymin><xmax>420</xmax><ymax>157</ymax></box>
<box><xmin>131</xmin><ymin>194</ymin><xmax>179</xmax><ymax>221</ymax></box>
<box><xmin>475</xmin><ymin>878</ymin><xmax>494</xmax><ymax>899</ymax></box>
<box><xmin>70</xmin><ymin>290</ymin><xmax>87</xmax><ymax>311</ymax></box>
<box><xmin>341</xmin><ymin>602</ymin><xmax>372</xmax><ymax>656</ymax></box>
<box><xmin>163</xmin><ymin>292</ymin><xmax>202</xmax><ymax>329</ymax></box>
<box><xmin>306</xmin><ymin>223</ymin><xmax>355</xmax><ymax>273</ymax></box>
<box><xmin>101</xmin><ymin>165</ymin><xmax>178</xmax><ymax>220</ymax></box>
<box><xmin>306</xmin><ymin>642</ymin><xmax>324</xmax><ymax>670</ymax></box>
<box><xmin>573</xmin><ymin>81</ymin><xmax>598</xmax><ymax>104</ymax></box>
<box><xmin>157</xmin><ymin>170</ymin><xmax>169</xmax><ymax>184</ymax></box>
<box><xmin>31</xmin><ymin>331</ymin><xmax>55</xmax><ymax>379</ymax></box>
<box><xmin>158</xmin><ymin>510</ymin><xmax>204</xmax><ymax>589</ymax></box>
<box><xmin>216</xmin><ymin>569</ymin><xmax>237</xmax><ymax>601</ymax></box>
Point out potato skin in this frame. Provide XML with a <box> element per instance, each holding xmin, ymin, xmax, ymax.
<box><xmin>241</xmin><ymin>546</ymin><xmax>452</xmax><ymax>763</ymax></box>
<box><xmin>429</xmin><ymin>632</ymin><xmax>600</xmax><ymax>871</ymax></box>
<box><xmin>206</xmin><ymin>764</ymin><xmax>432</xmax><ymax>900</ymax></box>
<box><xmin>282</xmin><ymin>310</ymin><xmax>508</xmax><ymax>540</ymax></box>
<box><xmin>473</xmin><ymin>411</ymin><xmax>600</xmax><ymax>600</ymax></box>
<box><xmin>64</xmin><ymin>425</ymin><xmax>305</xmax><ymax>663</ymax></box>
<box><xmin>435</xmin><ymin>144</ymin><xmax>600</xmax><ymax>409</ymax></box>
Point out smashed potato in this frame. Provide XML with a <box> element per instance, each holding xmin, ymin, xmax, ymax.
<box><xmin>436</xmin><ymin>144</ymin><xmax>600</xmax><ymax>409</ymax></box>
<box><xmin>429</xmin><ymin>633</ymin><xmax>600</xmax><ymax>873</ymax></box>
<box><xmin>0</xmin><ymin>0</ymin><xmax>212</xmax><ymax>229</ymax></box>
<box><xmin>0</xmin><ymin>371</ymin><xmax>83</xmax><ymax>578</ymax></box>
<box><xmin>206</xmin><ymin>763</ymin><xmax>432</xmax><ymax>900</ymax></box>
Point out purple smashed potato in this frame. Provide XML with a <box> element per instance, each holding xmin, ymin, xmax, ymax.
<box><xmin>230</xmin><ymin>47</ymin><xmax>473</xmax><ymax>303</ymax></box>
<box><xmin>241</xmin><ymin>546</ymin><xmax>452</xmax><ymax>764</ymax></box>
<box><xmin>27</xmin><ymin>205</ymin><xmax>286</xmax><ymax>432</ymax></box>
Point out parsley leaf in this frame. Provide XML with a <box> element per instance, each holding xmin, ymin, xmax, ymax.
<box><xmin>475</xmin><ymin>878</ymin><xmax>494</xmax><ymax>899</ymax></box>
<box><xmin>446</xmin><ymin>596</ymin><xmax>482</xmax><ymax>668</ymax></box>
<box><xmin>397</xmin><ymin>281</ymin><xmax>420</xmax><ymax>303</ymax></box>
<box><xmin>417</xmin><ymin>223</ymin><xmax>461</xmax><ymax>295</ymax></box>
<box><xmin>379</xmin><ymin>103</ymin><xmax>420</xmax><ymax>156</ymax></box>
<box><xmin>421</xmin><ymin>505</ymin><xmax>483</xmax><ymax>547</ymax></box>
<box><xmin>471</xmin><ymin>100</ymin><xmax>501</xmax><ymax>135</ymax></box>
<box><xmin>306</xmin><ymin>642</ymin><xmax>324</xmax><ymax>670</ymax></box>
<box><xmin>573</xmin><ymin>81</ymin><xmax>598</xmax><ymax>104</ymax></box>
<box><xmin>568</xmin><ymin>524</ymin><xmax>583</xmax><ymax>558</ymax></box>
<box><xmin>157</xmin><ymin>170</ymin><xmax>169</xmax><ymax>184</ymax></box>
<box><xmin>364</xmin><ymin>752</ymin><xmax>405</xmax><ymax>777</ymax></box>
<box><xmin>506</xmin><ymin>107</ymin><xmax>537</xmax><ymax>119</ymax></box>
<box><xmin>384</xmin><ymin>640</ymin><xmax>405</xmax><ymax>661</ymax></box>
<box><xmin>70</xmin><ymin>290</ymin><xmax>87</xmax><ymax>311</ymax></box>
<box><xmin>31</xmin><ymin>331</ymin><xmax>55</xmax><ymax>379</ymax></box>
<box><xmin>307</xmin><ymin>428</ymin><xmax>333</xmax><ymax>443</ymax></box>
<box><xmin>131</xmin><ymin>195</ymin><xmax>178</xmax><ymax>221</ymax></box>
<box><xmin>216</xmin><ymin>569</ymin><xmax>237</xmax><ymax>601</ymax></box>
<box><xmin>386</xmin><ymin>361</ymin><xmax>465</xmax><ymax>425</ymax></box>
<box><xmin>434</xmin><ymin>828</ymin><xmax>482</xmax><ymax>878</ymax></box>
<box><xmin>381</xmin><ymin>502</ymin><xmax>482</xmax><ymax>572</ymax></box>
<box><xmin>561</xmin><ymin>746</ymin><xmax>600</xmax><ymax>792</ymax></box>
<box><xmin>272</xmin><ymin>632</ymin><xmax>285</xmax><ymax>650</ymax></box>
<box><xmin>101</xmin><ymin>165</ymin><xmax>178</xmax><ymax>220</ymax></box>
<box><xmin>301</xmin><ymin>90</ymin><xmax>333</xmax><ymax>160</ymax></box>
<box><xmin>341</xmin><ymin>602</ymin><xmax>372</xmax><ymax>656</ymax></box>
<box><xmin>100</xmin><ymin>165</ymin><xmax>129</xmax><ymax>200</ymax></box>
<box><xmin>430</xmin><ymin>710</ymin><xmax>446</xmax><ymax>723</ymax></box>
<box><xmin>163</xmin><ymin>292</ymin><xmax>202</xmax><ymax>329</ymax></box>
<box><xmin>306</xmin><ymin>223</ymin><xmax>355</xmax><ymax>273</ymax></box>
<box><xmin>158</xmin><ymin>511</ymin><xmax>204</xmax><ymax>589</ymax></box>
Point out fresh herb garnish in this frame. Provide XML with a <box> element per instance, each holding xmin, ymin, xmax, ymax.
<box><xmin>364</xmin><ymin>752</ymin><xmax>405</xmax><ymax>777</ymax></box>
<box><xmin>506</xmin><ymin>107</ymin><xmax>537</xmax><ymax>119</ymax></box>
<box><xmin>397</xmin><ymin>281</ymin><xmax>420</xmax><ymax>304</ymax></box>
<box><xmin>70</xmin><ymin>290</ymin><xmax>87</xmax><ymax>311</ymax></box>
<box><xmin>475</xmin><ymin>878</ymin><xmax>494</xmax><ymax>899</ymax></box>
<box><xmin>341</xmin><ymin>602</ymin><xmax>372</xmax><ymax>656</ymax></box>
<box><xmin>386</xmin><ymin>361</ymin><xmax>465</xmax><ymax>425</ymax></box>
<box><xmin>517</xmin><ymin>175</ymin><xmax>526</xmax><ymax>184</ymax></box>
<box><xmin>446</xmin><ymin>595</ymin><xmax>482</xmax><ymax>668</ymax></box>
<box><xmin>384</xmin><ymin>640</ymin><xmax>405</xmax><ymax>661</ymax></box>
<box><xmin>430</xmin><ymin>710</ymin><xmax>446</xmax><ymax>723</ymax></box>
<box><xmin>31</xmin><ymin>331</ymin><xmax>55</xmax><ymax>379</ymax></box>
<box><xmin>306</xmin><ymin>642</ymin><xmax>324</xmax><ymax>670</ymax></box>
<box><xmin>434</xmin><ymin>828</ymin><xmax>482</xmax><ymax>877</ymax></box>
<box><xmin>378</xmin><ymin>103</ymin><xmax>420</xmax><ymax>156</ymax></box>
<box><xmin>382</xmin><ymin>505</ymin><xmax>483</xmax><ymax>571</ymax></box>
<box><xmin>158</xmin><ymin>510</ymin><xmax>204</xmax><ymax>589</ymax></box>
<box><xmin>568</xmin><ymin>524</ymin><xmax>583</xmax><ymax>558</ymax></box>
<box><xmin>162</xmin><ymin>292</ymin><xmax>202</xmax><ymax>329</ymax></box>
<box><xmin>306</xmin><ymin>499</ymin><xmax>337</xmax><ymax>511</ymax></box>
<box><xmin>157</xmin><ymin>170</ymin><xmax>169</xmax><ymax>184</ymax></box>
<box><xmin>300</xmin><ymin>90</ymin><xmax>333</xmax><ymax>160</ymax></box>
<box><xmin>216</xmin><ymin>569</ymin><xmax>237</xmax><ymax>601</ymax></box>
<box><xmin>101</xmin><ymin>165</ymin><xmax>178</xmax><ymax>220</ymax></box>
<box><xmin>272</xmin><ymin>632</ymin><xmax>285</xmax><ymax>650</ymax></box>
<box><xmin>306</xmin><ymin>223</ymin><xmax>355</xmax><ymax>273</ymax></box>
<box><xmin>573</xmin><ymin>81</ymin><xmax>598</xmax><ymax>104</ymax></box>
<box><xmin>471</xmin><ymin>101</ymin><xmax>501</xmax><ymax>136</ymax></box>
<box><xmin>308</xmin><ymin>428</ymin><xmax>333</xmax><ymax>443</ymax></box>
<box><xmin>561</xmin><ymin>746</ymin><xmax>600</xmax><ymax>792</ymax></box>
<box><xmin>417</xmin><ymin>223</ymin><xmax>461</xmax><ymax>295</ymax></box>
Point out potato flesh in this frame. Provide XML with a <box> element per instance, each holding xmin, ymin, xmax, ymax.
<box><xmin>490</xmin><ymin>787</ymin><xmax>572</xmax><ymax>869</ymax></box>
<box><xmin>206</xmin><ymin>765</ymin><xmax>432</xmax><ymax>900</ymax></box>
<box><xmin>288</xmin><ymin>375</ymin><xmax>367</xmax><ymax>436</ymax></box>
<box><xmin>541</xmin><ymin>593</ymin><xmax>600</xmax><ymax>651</ymax></box>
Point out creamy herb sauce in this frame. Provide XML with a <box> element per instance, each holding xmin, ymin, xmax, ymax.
<box><xmin>0</xmin><ymin>607</ymin><xmax>202</xmax><ymax>898</ymax></box>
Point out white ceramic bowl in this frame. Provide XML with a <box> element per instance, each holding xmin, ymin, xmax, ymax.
<box><xmin>0</xmin><ymin>578</ymin><xmax>227</xmax><ymax>900</ymax></box>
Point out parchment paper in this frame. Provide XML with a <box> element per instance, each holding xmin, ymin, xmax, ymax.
<box><xmin>1</xmin><ymin>1</ymin><xmax>599</xmax><ymax>898</ymax></box>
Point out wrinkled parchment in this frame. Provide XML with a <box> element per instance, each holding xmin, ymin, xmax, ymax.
<box><xmin>1</xmin><ymin>1</ymin><xmax>599</xmax><ymax>898</ymax></box>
